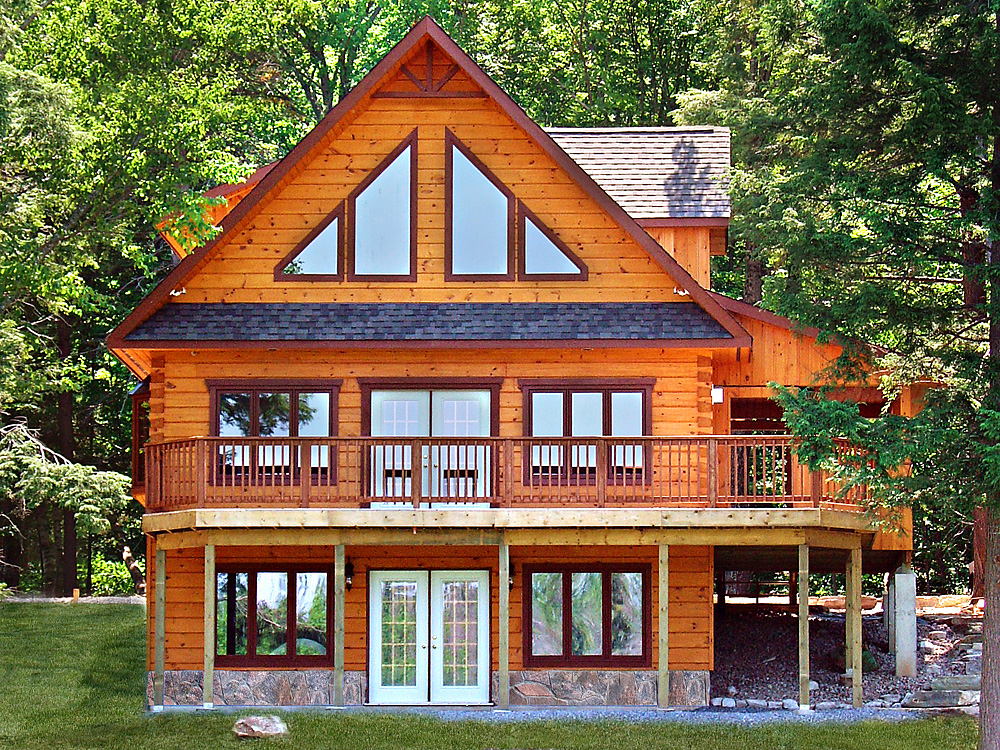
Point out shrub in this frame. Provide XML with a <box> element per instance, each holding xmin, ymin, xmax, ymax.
<box><xmin>90</xmin><ymin>553</ymin><xmax>142</xmax><ymax>596</ymax></box>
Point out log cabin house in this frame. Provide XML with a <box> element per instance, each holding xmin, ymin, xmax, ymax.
<box><xmin>108</xmin><ymin>17</ymin><xmax>918</xmax><ymax>710</ymax></box>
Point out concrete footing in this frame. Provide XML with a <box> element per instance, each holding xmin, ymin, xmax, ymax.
<box><xmin>893</xmin><ymin>567</ymin><xmax>917</xmax><ymax>677</ymax></box>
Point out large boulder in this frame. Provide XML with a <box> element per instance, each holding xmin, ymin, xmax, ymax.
<box><xmin>233</xmin><ymin>715</ymin><xmax>288</xmax><ymax>739</ymax></box>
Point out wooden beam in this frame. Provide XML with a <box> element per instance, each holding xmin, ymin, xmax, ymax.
<box><xmin>849</xmin><ymin>546</ymin><xmax>863</xmax><ymax>707</ymax></box>
<box><xmin>498</xmin><ymin>535</ymin><xmax>510</xmax><ymax>709</ymax></box>
<box><xmin>658</xmin><ymin>544</ymin><xmax>669</xmax><ymax>708</ymax></box>
<box><xmin>798</xmin><ymin>544</ymin><xmax>810</xmax><ymax>708</ymax></box>
<box><xmin>333</xmin><ymin>545</ymin><xmax>345</xmax><ymax>707</ymax></box>
<box><xmin>153</xmin><ymin>546</ymin><xmax>166</xmax><ymax>710</ymax></box>
<box><xmin>203</xmin><ymin>544</ymin><xmax>215</xmax><ymax>708</ymax></box>
<box><xmin>143</xmin><ymin>507</ymin><xmax>879</xmax><ymax>535</ymax></box>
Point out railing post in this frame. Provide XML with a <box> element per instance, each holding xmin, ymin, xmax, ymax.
<box><xmin>146</xmin><ymin>446</ymin><xmax>155</xmax><ymax>511</ymax></box>
<box><xmin>411</xmin><ymin>439</ymin><xmax>422</xmax><ymax>509</ymax></box>
<box><xmin>300</xmin><ymin>442</ymin><xmax>312</xmax><ymax>508</ymax></box>
<box><xmin>503</xmin><ymin>439</ymin><xmax>514</xmax><ymax>508</ymax></box>
<box><xmin>707</xmin><ymin>439</ymin><xmax>718</xmax><ymax>507</ymax></box>
<box><xmin>596</xmin><ymin>440</ymin><xmax>607</xmax><ymax>507</ymax></box>
<box><xmin>810</xmin><ymin>468</ymin><xmax>823</xmax><ymax>507</ymax></box>
<box><xmin>195</xmin><ymin>440</ymin><xmax>207</xmax><ymax>509</ymax></box>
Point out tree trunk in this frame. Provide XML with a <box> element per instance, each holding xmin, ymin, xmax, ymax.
<box><xmin>980</xmin><ymin>507</ymin><xmax>1000</xmax><ymax>750</ymax></box>
<box><xmin>123</xmin><ymin>546</ymin><xmax>145</xmax><ymax>595</ymax></box>
<box><xmin>57</xmin><ymin>318</ymin><xmax>76</xmax><ymax>596</ymax></box>
<box><xmin>743</xmin><ymin>242</ymin><xmax>765</xmax><ymax>305</ymax></box>
<box><xmin>975</xmin><ymin>507</ymin><xmax>987</xmax><ymax>600</ymax></box>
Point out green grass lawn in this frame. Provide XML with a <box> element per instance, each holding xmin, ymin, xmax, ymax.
<box><xmin>0</xmin><ymin>603</ymin><xmax>978</xmax><ymax>750</ymax></box>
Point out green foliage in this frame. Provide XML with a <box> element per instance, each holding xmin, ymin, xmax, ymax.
<box><xmin>86</xmin><ymin>553</ymin><xmax>141</xmax><ymax>596</ymax></box>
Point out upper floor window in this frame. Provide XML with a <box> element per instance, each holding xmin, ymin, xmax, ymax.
<box><xmin>446</xmin><ymin>130</ymin><xmax>514</xmax><ymax>279</ymax></box>
<box><xmin>348</xmin><ymin>130</ymin><xmax>417</xmax><ymax>280</ymax></box>
<box><xmin>208</xmin><ymin>380</ymin><xmax>340</xmax><ymax>483</ymax></box>
<box><xmin>275</xmin><ymin>203</ymin><xmax>344</xmax><ymax>279</ymax></box>
<box><xmin>518</xmin><ymin>201</ymin><xmax>588</xmax><ymax>279</ymax></box>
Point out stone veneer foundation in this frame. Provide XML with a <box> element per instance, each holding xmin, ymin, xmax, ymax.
<box><xmin>148</xmin><ymin>669</ymin><xmax>708</xmax><ymax>708</ymax></box>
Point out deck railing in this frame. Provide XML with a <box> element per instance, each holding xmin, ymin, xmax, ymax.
<box><xmin>143</xmin><ymin>435</ymin><xmax>870</xmax><ymax>513</ymax></box>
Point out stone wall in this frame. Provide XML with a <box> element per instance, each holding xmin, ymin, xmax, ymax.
<box><xmin>148</xmin><ymin>668</ymin><xmax>708</xmax><ymax>708</ymax></box>
<box><xmin>499</xmin><ymin>670</ymin><xmax>709</xmax><ymax>707</ymax></box>
<box><xmin>147</xmin><ymin>670</ymin><xmax>367</xmax><ymax>707</ymax></box>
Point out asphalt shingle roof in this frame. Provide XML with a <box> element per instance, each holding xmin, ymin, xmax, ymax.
<box><xmin>547</xmin><ymin>127</ymin><xmax>731</xmax><ymax>221</ymax></box>
<box><xmin>125</xmin><ymin>302</ymin><xmax>732</xmax><ymax>343</ymax></box>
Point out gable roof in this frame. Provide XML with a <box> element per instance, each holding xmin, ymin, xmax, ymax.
<box><xmin>548</xmin><ymin>128</ymin><xmax>731</xmax><ymax>225</ymax></box>
<box><xmin>107</xmin><ymin>16</ymin><xmax>749</xmax><ymax>362</ymax></box>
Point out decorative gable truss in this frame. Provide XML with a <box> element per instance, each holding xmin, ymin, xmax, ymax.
<box><xmin>277</xmin><ymin>127</ymin><xmax>586</xmax><ymax>283</ymax></box>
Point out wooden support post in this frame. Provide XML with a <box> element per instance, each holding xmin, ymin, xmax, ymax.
<box><xmin>333</xmin><ymin>544</ymin><xmax>345</xmax><ymax>706</ymax></box>
<box><xmin>658</xmin><ymin>544</ymin><xmax>669</xmax><ymax>708</ymax></box>
<box><xmin>789</xmin><ymin>572</ymin><xmax>798</xmax><ymax>606</ymax></box>
<box><xmin>203</xmin><ymin>544</ymin><xmax>215</xmax><ymax>708</ymax></box>
<box><xmin>153</xmin><ymin>545</ymin><xmax>166</xmax><ymax>710</ymax></box>
<box><xmin>849</xmin><ymin>546</ymin><xmax>863</xmax><ymax>708</ymax></box>
<box><xmin>300</xmin><ymin>443</ymin><xmax>312</xmax><ymax>508</ymax></box>
<box><xmin>845</xmin><ymin>559</ymin><xmax>855</xmax><ymax>671</ymax></box>
<box><xmin>707</xmin><ymin>439</ymin><xmax>718</xmax><ymax>507</ymax></box>
<box><xmin>195</xmin><ymin>440</ymin><xmax>207</xmax><ymax>508</ymax></box>
<box><xmin>498</xmin><ymin>536</ymin><xmax>510</xmax><ymax>708</ymax></box>
<box><xmin>596</xmin><ymin>440</ymin><xmax>607</xmax><ymax>507</ymax></box>
<box><xmin>411</xmin><ymin>440</ymin><xmax>422</xmax><ymax>509</ymax></box>
<box><xmin>797</xmin><ymin>544</ymin><xmax>810</xmax><ymax>708</ymax></box>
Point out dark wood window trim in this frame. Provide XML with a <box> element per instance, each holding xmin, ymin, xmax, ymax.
<box><xmin>444</xmin><ymin>129</ymin><xmax>516</xmax><ymax>282</ymax></box>
<box><xmin>215</xmin><ymin>564</ymin><xmax>335</xmax><ymax>668</ymax></box>
<box><xmin>273</xmin><ymin>201</ymin><xmax>346</xmax><ymax>281</ymax></box>
<box><xmin>207</xmin><ymin>379</ymin><xmax>341</xmax><ymax>485</ymax></box>
<box><xmin>358</xmin><ymin>378</ymin><xmax>503</xmax><ymax>438</ymax></box>
<box><xmin>522</xmin><ymin>563</ymin><xmax>652</xmax><ymax>669</ymax></box>
<box><xmin>519</xmin><ymin>379</ymin><xmax>655</xmax><ymax>486</ymax></box>
<box><xmin>516</xmin><ymin>200</ymin><xmax>588</xmax><ymax>281</ymax></box>
<box><xmin>345</xmin><ymin>129</ymin><xmax>419</xmax><ymax>282</ymax></box>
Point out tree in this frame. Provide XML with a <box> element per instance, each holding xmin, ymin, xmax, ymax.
<box><xmin>727</xmin><ymin>1</ymin><xmax>1000</xmax><ymax>746</ymax></box>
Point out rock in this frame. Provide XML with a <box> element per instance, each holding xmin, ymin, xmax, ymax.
<box><xmin>746</xmin><ymin>699</ymin><xmax>768</xmax><ymax>709</ymax></box>
<box><xmin>928</xmin><ymin>630</ymin><xmax>948</xmax><ymax>641</ymax></box>
<box><xmin>515</xmin><ymin>682</ymin><xmax>555</xmax><ymax>698</ymax></box>
<box><xmin>727</xmin><ymin>685</ymin><xmax>738</xmax><ymax>697</ymax></box>
<box><xmin>782</xmin><ymin>698</ymin><xmax>800</xmax><ymax>710</ymax></box>
<box><xmin>736</xmin><ymin>699</ymin><xmax>748</xmax><ymax>708</ymax></box>
<box><xmin>891</xmin><ymin>702</ymin><xmax>902</xmax><ymax>709</ymax></box>
<box><xmin>920</xmin><ymin>640</ymin><xmax>936</xmax><ymax>653</ymax></box>
<box><xmin>768</xmin><ymin>701</ymin><xmax>783</xmax><ymax>710</ymax></box>
<box><xmin>816</xmin><ymin>701</ymin><xmax>838</xmax><ymax>711</ymax></box>
<box><xmin>926</xmin><ymin>663</ymin><xmax>943</xmax><ymax>675</ymax></box>
<box><xmin>233</xmin><ymin>716</ymin><xmax>288</xmax><ymax>739</ymax></box>
<box><xmin>959</xmin><ymin>690</ymin><xmax>981</xmax><ymax>706</ymax></box>
<box><xmin>961</xmin><ymin>705</ymin><xmax>981</xmax><ymax>717</ymax></box>
<box><xmin>881</xmin><ymin>693</ymin><xmax>902</xmax><ymax>703</ymax></box>
<box><xmin>809</xmin><ymin>680</ymin><xmax>819</xmax><ymax>691</ymax></box>
<box><xmin>711</xmin><ymin>697</ymin><xmax>724</xmax><ymax>707</ymax></box>
<box><xmin>865</xmin><ymin>700</ymin><xmax>886</xmax><ymax>708</ymax></box>
<box><xmin>931</xmin><ymin>675</ymin><xmax>981</xmax><ymax>691</ymax></box>
<box><xmin>722</xmin><ymin>697</ymin><xmax>737</xmax><ymax>709</ymax></box>
<box><xmin>903</xmin><ymin>689</ymin><xmax>967</xmax><ymax>708</ymax></box>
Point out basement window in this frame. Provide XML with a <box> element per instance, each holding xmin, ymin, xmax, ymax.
<box><xmin>523</xmin><ymin>564</ymin><xmax>650</xmax><ymax>667</ymax></box>
<box><xmin>215</xmin><ymin>567</ymin><xmax>332</xmax><ymax>666</ymax></box>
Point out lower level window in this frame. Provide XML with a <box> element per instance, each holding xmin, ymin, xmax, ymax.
<box><xmin>215</xmin><ymin>568</ymin><xmax>332</xmax><ymax>666</ymax></box>
<box><xmin>523</xmin><ymin>564</ymin><xmax>650</xmax><ymax>667</ymax></box>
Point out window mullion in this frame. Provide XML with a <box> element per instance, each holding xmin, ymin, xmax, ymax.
<box><xmin>562</xmin><ymin>570</ymin><xmax>572</xmax><ymax>659</ymax></box>
<box><xmin>602</xmin><ymin>570</ymin><xmax>613</xmax><ymax>659</ymax></box>
<box><xmin>287</xmin><ymin>570</ymin><xmax>296</xmax><ymax>662</ymax></box>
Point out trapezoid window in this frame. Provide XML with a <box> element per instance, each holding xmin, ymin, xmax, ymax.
<box><xmin>274</xmin><ymin>203</ymin><xmax>344</xmax><ymax>280</ymax></box>
<box><xmin>445</xmin><ymin>130</ymin><xmax>514</xmax><ymax>279</ymax></box>
<box><xmin>348</xmin><ymin>130</ymin><xmax>417</xmax><ymax>280</ymax></box>
<box><xmin>518</xmin><ymin>201</ymin><xmax>588</xmax><ymax>279</ymax></box>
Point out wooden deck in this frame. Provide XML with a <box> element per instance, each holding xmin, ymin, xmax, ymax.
<box><xmin>142</xmin><ymin>435</ymin><xmax>870</xmax><ymax>513</ymax></box>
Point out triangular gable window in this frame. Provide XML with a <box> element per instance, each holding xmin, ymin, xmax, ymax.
<box><xmin>446</xmin><ymin>130</ymin><xmax>514</xmax><ymax>279</ymax></box>
<box><xmin>274</xmin><ymin>203</ymin><xmax>344</xmax><ymax>280</ymax></box>
<box><xmin>518</xmin><ymin>201</ymin><xmax>588</xmax><ymax>279</ymax></box>
<box><xmin>348</xmin><ymin>130</ymin><xmax>418</xmax><ymax>280</ymax></box>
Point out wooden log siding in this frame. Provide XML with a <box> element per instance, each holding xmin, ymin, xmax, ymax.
<box><xmin>147</xmin><ymin>544</ymin><xmax>713</xmax><ymax>674</ymax></box>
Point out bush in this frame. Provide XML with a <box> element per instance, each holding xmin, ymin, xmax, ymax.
<box><xmin>89</xmin><ymin>553</ymin><xmax>142</xmax><ymax>596</ymax></box>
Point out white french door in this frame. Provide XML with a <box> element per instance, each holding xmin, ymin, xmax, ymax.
<box><xmin>369</xmin><ymin>390</ymin><xmax>492</xmax><ymax>504</ymax></box>
<box><xmin>368</xmin><ymin>569</ymin><xmax>490</xmax><ymax>705</ymax></box>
